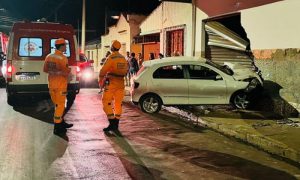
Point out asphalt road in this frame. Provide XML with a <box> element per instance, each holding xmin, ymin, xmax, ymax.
<box><xmin>0</xmin><ymin>88</ymin><xmax>299</xmax><ymax>180</ymax></box>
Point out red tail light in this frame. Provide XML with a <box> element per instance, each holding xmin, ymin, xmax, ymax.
<box><xmin>7</xmin><ymin>61</ymin><xmax>12</xmax><ymax>82</ymax></box>
<box><xmin>7</xmin><ymin>65</ymin><xmax>12</xmax><ymax>73</ymax></box>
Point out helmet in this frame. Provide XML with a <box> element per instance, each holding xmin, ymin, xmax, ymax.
<box><xmin>111</xmin><ymin>40</ymin><xmax>121</xmax><ymax>49</ymax></box>
<box><xmin>55</xmin><ymin>38</ymin><xmax>66</xmax><ymax>45</ymax></box>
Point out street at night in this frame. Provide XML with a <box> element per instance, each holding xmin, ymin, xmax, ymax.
<box><xmin>1</xmin><ymin>0</ymin><xmax>300</xmax><ymax>179</ymax></box>
<box><xmin>0</xmin><ymin>89</ymin><xmax>299</xmax><ymax>179</ymax></box>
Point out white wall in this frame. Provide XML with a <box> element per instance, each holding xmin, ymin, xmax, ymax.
<box><xmin>140</xmin><ymin>2</ymin><xmax>208</xmax><ymax>56</ymax></box>
<box><xmin>101</xmin><ymin>14</ymin><xmax>131</xmax><ymax>57</ymax></box>
<box><xmin>241</xmin><ymin>0</ymin><xmax>300</xmax><ymax>50</ymax></box>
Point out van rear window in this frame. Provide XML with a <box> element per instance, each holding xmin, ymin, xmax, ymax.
<box><xmin>19</xmin><ymin>38</ymin><xmax>43</xmax><ymax>57</ymax></box>
<box><xmin>50</xmin><ymin>39</ymin><xmax>71</xmax><ymax>57</ymax></box>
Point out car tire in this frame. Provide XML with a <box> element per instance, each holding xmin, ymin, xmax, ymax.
<box><xmin>231</xmin><ymin>91</ymin><xmax>251</xmax><ymax>109</ymax></box>
<box><xmin>139</xmin><ymin>94</ymin><xmax>162</xmax><ymax>114</ymax></box>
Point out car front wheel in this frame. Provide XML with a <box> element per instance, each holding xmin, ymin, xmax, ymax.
<box><xmin>139</xmin><ymin>94</ymin><xmax>162</xmax><ymax>114</ymax></box>
<box><xmin>231</xmin><ymin>92</ymin><xmax>250</xmax><ymax>109</ymax></box>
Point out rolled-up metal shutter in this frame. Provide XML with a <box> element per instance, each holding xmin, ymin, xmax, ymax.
<box><xmin>205</xmin><ymin>21</ymin><xmax>253</xmax><ymax>68</ymax></box>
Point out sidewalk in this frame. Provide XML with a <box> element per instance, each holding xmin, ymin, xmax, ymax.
<box><xmin>124</xmin><ymin>87</ymin><xmax>300</xmax><ymax>165</ymax></box>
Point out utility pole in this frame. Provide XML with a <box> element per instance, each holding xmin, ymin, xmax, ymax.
<box><xmin>104</xmin><ymin>6</ymin><xmax>107</xmax><ymax>34</ymax></box>
<box><xmin>81</xmin><ymin>0</ymin><xmax>86</xmax><ymax>53</ymax></box>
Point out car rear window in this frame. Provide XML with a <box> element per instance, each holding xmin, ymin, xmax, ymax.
<box><xmin>153</xmin><ymin>65</ymin><xmax>184</xmax><ymax>79</ymax></box>
<box><xmin>18</xmin><ymin>37</ymin><xmax>43</xmax><ymax>57</ymax></box>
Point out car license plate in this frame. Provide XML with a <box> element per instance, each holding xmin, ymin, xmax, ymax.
<box><xmin>17</xmin><ymin>75</ymin><xmax>37</xmax><ymax>81</ymax></box>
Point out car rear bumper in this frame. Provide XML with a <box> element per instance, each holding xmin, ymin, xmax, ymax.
<box><xmin>7</xmin><ymin>83</ymin><xmax>80</xmax><ymax>95</ymax></box>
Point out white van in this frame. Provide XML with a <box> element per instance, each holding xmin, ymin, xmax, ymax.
<box><xmin>4</xmin><ymin>21</ymin><xmax>80</xmax><ymax>105</ymax></box>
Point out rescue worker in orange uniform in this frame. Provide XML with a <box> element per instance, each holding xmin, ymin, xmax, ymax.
<box><xmin>99</xmin><ymin>40</ymin><xmax>129</xmax><ymax>132</ymax></box>
<box><xmin>43</xmin><ymin>38</ymin><xmax>73</xmax><ymax>135</ymax></box>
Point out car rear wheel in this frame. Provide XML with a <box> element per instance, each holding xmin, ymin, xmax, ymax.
<box><xmin>139</xmin><ymin>94</ymin><xmax>162</xmax><ymax>114</ymax></box>
<box><xmin>231</xmin><ymin>92</ymin><xmax>250</xmax><ymax>109</ymax></box>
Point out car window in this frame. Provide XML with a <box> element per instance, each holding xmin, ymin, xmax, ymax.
<box><xmin>18</xmin><ymin>37</ymin><xmax>43</xmax><ymax>57</ymax></box>
<box><xmin>153</xmin><ymin>65</ymin><xmax>184</xmax><ymax>79</ymax></box>
<box><xmin>206</xmin><ymin>60</ymin><xmax>233</xmax><ymax>75</ymax></box>
<box><xmin>50</xmin><ymin>39</ymin><xmax>71</xmax><ymax>57</ymax></box>
<box><xmin>187</xmin><ymin>65</ymin><xmax>220</xmax><ymax>80</ymax></box>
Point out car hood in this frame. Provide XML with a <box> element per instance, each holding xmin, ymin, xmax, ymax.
<box><xmin>224</xmin><ymin>62</ymin><xmax>263</xmax><ymax>84</ymax></box>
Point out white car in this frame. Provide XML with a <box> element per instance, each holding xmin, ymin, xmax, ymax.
<box><xmin>131</xmin><ymin>57</ymin><xmax>263</xmax><ymax>114</ymax></box>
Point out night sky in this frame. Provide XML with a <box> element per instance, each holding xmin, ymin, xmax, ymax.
<box><xmin>0</xmin><ymin>0</ymin><xmax>161</xmax><ymax>41</ymax></box>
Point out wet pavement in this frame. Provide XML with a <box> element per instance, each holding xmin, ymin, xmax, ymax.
<box><xmin>0</xmin><ymin>88</ymin><xmax>300</xmax><ymax>179</ymax></box>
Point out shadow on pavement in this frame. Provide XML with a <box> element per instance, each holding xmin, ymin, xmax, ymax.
<box><xmin>34</xmin><ymin>134</ymin><xmax>69</xmax><ymax>179</ymax></box>
<box><xmin>12</xmin><ymin>94</ymin><xmax>73</xmax><ymax>124</ymax></box>
<box><xmin>164</xmin><ymin>143</ymin><xmax>297</xmax><ymax>180</ymax></box>
<box><xmin>105</xmin><ymin>129</ymin><xmax>296</xmax><ymax>179</ymax></box>
<box><xmin>105</xmin><ymin>131</ymin><xmax>166</xmax><ymax>180</ymax></box>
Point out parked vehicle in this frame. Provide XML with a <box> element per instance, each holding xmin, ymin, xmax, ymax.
<box><xmin>131</xmin><ymin>57</ymin><xmax>263</xmax><ymax>113</ymax></box>
<box><xmin>78</xmin><ymin>53</ymin><xmax>94</xmax><ymax>82</ymax></box>
<box><xmin>0</xmin><ymin>52</ymin><xmax>6</xmax><ymax>87</ymax></box>
<box><xmin>0</xmin><ymin>32</ymin><xmax>8</xmax><ymax>87</ymax></box>
<box><xmin>4</xmin><ymin>20</ymin><xmax>80</xmax><ymax>105</ymax></box>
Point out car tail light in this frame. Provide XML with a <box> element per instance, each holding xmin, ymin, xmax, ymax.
<box><xmin>7</xmin><ymin>61</ymin><xmax>12</xmax><ymax>82</ymax></box>
<box><xmin>76</xmin><ymin>66</ymin><xmax>80</xmax><ymax>73</ymax></box>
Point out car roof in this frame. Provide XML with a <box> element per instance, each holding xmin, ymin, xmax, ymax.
<box><xmin>143</xmin><ymin>56</ymin><xmax>207</xmax><ymax>67</ymax></box>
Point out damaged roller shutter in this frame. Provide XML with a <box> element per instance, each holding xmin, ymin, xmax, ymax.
<box><xmin>205</xmin><ymin>21</ymin><xmax>253</xmax><ymax>68</ymax></box>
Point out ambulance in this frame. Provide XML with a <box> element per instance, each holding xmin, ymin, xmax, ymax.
<box><xmin>4</xmin><ymin>20</ymin><xmax>80</xmax><ymax>105</ymax></box>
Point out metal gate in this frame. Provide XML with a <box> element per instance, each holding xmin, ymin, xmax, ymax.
<box><xmin>205</xmin><ymin>21</ymin><xmax>253</xmax><ymax>68</ymax></box>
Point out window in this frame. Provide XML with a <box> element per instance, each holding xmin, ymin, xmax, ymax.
<box><xmin>19</xmin><ymin>38</ymin><xmax>43</xmax><ymax>57</ymax></box>
<box><xmin>50</xmin><ymin>39</ymin><xmax>71</xmax><ymax>57</ymax></box>
<box><xmin>187</xmin><ymin>65</ymin><xmax>220</xmax><ymax>80</ymax></box>
<box><xmin>153</xmin><ymin>65</ymin><xmax>184</xmax><ymax>79</ymax></box>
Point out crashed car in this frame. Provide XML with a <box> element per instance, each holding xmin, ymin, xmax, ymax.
<box><xmin>131</xmin><ymin>56</ymin><xmax>263</xmax><ymax>113</ymax></box>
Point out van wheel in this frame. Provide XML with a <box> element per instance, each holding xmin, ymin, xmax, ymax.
<box><xmin>231</xmin><ymin>91</ymin><xmax>250</xmax><ymax>109</ymax></box>
<box><xmin>139</xmin><ymin>94</ymin><xmax>162</xmax><ymax>114</ymax></box>
<box><xmin>7</xmin><ymin>94</ymin><xmax>17</xmax><ymax>106</ymax></box>
<box><xmin>66</xmin><ymin>92</ymin><xmax>76</xmax><ymax>111</ymax></box>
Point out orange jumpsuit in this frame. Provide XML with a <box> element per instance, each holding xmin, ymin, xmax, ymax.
<box><xmin>43</xmin><ymin>50</ymin><xmax>71</xmax><ymax>123</ymax></box>
<box><xmin>99</xmin><ymin>51</ymin><xmax>129</xmax><ymax>120</ymax></box>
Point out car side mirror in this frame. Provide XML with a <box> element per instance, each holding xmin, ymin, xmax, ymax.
<box><xmin>88</xmin><ymin>60</ymin><xmax>94</xmax><ymax>63</ymax></box>
<box><xmin>215</xmin><ymin>75</ymin><xmax>223</xmax><ymax>81</ymax></box>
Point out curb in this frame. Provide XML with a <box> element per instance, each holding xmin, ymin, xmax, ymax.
<box><xmin>163</xmin><ymin>106</ymin><xmax>300</xmax><ymax>165</ymax></box>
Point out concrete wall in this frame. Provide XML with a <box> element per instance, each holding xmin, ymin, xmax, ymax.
<box><xmin>240</xmin><ymin>0</ymin><xmax>300</xmax><ymax>116</ymax></box>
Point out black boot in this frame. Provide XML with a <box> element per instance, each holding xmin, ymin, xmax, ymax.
<box><xmin>62</xmin><ymin>120</ymin><xmax>73</xmax><ymax>129</ymax></box>
<box><xmin>53</xmin><ymin>123</ymin><xmax>67</xmax><ymax>135</ymax></box>
<box><xmin>114</xmin><ymin>118</ymin><xmax>119</xmax><ymax>131</ymax></box>
<box><xmin>103</xmin><ymin>119</ymin><xmax>119</xmax><ymax>132</ymax></box>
